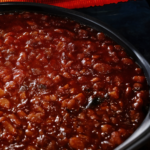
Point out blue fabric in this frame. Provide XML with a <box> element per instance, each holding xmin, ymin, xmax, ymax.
<box><xmin>75</xmin><ymin>0</ymin><xmax>150</xmax><ymax>63</ymax></box>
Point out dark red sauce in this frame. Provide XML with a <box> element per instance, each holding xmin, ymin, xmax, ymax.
<box><xmin>0</xmin><ymin>12</ymin><xmax>149</xmax><ymax>150</ymax></box>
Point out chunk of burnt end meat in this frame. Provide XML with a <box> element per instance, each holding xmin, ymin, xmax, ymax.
<box><xmin>93</xmin><ymin>63</ymin><xmax>112</xmax><ymax>74</ymax></box>
<box><xmin>82</xmin><ymin>84</ymin><xmax>92</xmax><ymax>94</ymax></box>
<box><xmin>19</xmin><ymin>85</ymin><xmax>28</xmax><ymax>92</ymax></box>
<box><xmin>86</xmin><ymin>95</ymin><xmax>106</xmax><ymax>109</ymax></box>
<box><xmin>37</xmin><ymin>84</ymin><xmax>47</xmax><ymax>89</ymax></box>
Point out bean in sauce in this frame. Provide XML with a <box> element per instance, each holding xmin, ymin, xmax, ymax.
<box><xmin>0</xmin><ymin>12</ymin><xmax>149</xmax><ymax>150</ymax></box>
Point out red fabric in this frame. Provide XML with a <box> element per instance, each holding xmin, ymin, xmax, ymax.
<box><xmin>0</xmin><ymin>0</ymin><xmax>128</xmax><ymax>9</ymax></box>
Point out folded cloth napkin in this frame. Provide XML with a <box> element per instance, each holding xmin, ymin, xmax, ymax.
<box><xmin>0</xmin><ymin>0</ymin><xmax>128</xmax><ymax>9</ymax></box>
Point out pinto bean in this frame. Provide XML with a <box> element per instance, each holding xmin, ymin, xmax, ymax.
<box><xmin>125</xmin><ymin>87</ymin><xmax>132</xmax><ymax>98</ymax></box>
<box><xmin>91</xmin><ymin>77</ymin><xmax>100</xmax><ymax>83</ymax></box>
<box><xmin>63</xmin><ymin>72</ymin><xmax>71</xmax><ymax>78</ymax></box>
<box><xmin>132</xmin><ymin>98</ymin><xmax>143</xmax><ymax>110</ymax></box>
<box><xmin>133</xmin><ymin>76</ymin><xmax>145</xmax><ymax>83</ymax></box>
<box><xmin>0</xmin><ymin>98</ymin><xmax>10</xmax><ymax>109</ymax></box>
<box><xmin>27</xmin><ymin>112</ymin><xmax>44</xmax><ymax>123</ymax></box>
<box><xmin>101</xmin><ymin>124</ymin><xmax>113</xmax><ymax>133</ymax></box>
<box><xmin>8</xmin><ymin>114</ymin><xmax>21</xmax><ymax>126</ymax></box>
<box><xmin>2</xmin><ymin>121</ymin><xmax>17</xmax><ymax>135</ymax></box>
<box><xmin>114</xmin><ymin>45</ymin><xmax>122</xmax><ymax>51</ymax></box>
<box><xmin>93</xmin><ymin>82</ymin><xmax>104</xmax><ymax>90</ymax></box>
<box><xmin>4</xmin><ymin>36</ymin><xmax>14</xmax><ymax>44</ymax></box>
<box><xmin>67</xmin><ymin>99</ymin><xmax>78</xmax><ymax>110</ymax></box>
<box><xmin>26</xmin><ymin>146</ymin><xmax>36</xmax><ymax>150</ymax></box>
<box><xmin>122</xmin><ymin>58</ymin><xmax>133</xmax><ymax>65</ymax></box>
<box><xmin>109</xmin><ymin>131</ymin><xmax>122</xmax><ymax>146</ymax></box>
<box><xmin>0</xmin><ymin>88</ymin><xmax>5</xmax><ymax>97</ymax></box>
<box><xmin>97</xmin><ymin>32</ymin><xmax>105</xmax><ymax>41</ymax></box>
<box><xmin>17</xmin><ymin>110</ymin><xmax>27</xmax><ymax>119</ymax></box>
<box><xmin>108</xmin><ymin>87</ymin><xmax>120</xmax><ymax>99</ymax></box>
<box><xmin>46</xmin><ymin>141</ymin><xmax>57</xmax><ymax>150</ymax></box>
<box><xmin>74</xmin><ymin>93</ymin><xmax>86</xmax><ymax>105</ymax></box>
<box><xmin>93</xmin><ymin>63</ymin><xmax>112</xmax><ymax>74</ymax></box>
<box><xmin>69</xmin><ymin>137</ymin><xmax>85</xmax><ymax>149</ymax></box>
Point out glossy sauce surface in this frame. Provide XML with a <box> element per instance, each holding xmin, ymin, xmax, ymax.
<box><xmin>0</xmin><ymin>12</ymin><xmax>149</xmax><ymax>150</ymax></box>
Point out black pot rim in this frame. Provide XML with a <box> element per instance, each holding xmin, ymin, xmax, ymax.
<box><xmin>0</xmin><ymin>2</ymin><xmax>150</xmax><ymax>150</ymax></box>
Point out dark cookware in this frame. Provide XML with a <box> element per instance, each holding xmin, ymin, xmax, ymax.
<box><xmin>0</xmin><ymin>2</ymin><xmax>149</xmax><ymax>150</ymax></box>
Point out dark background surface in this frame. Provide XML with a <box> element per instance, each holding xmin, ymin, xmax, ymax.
<box><xmin>75</xmin><ymin>0</ymin><xmax>150</xmax><ymax>64</ymax></box>
<box><xmin>75</xmin><ymin>0</ymin><xmax>150</xmax><ymax>149</ymax></box>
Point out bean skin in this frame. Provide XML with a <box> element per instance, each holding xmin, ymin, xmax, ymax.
<box><xmin>133</xmin><ymin>76</ymin><xmax>145</xmax><ymax>83</ymax></box>
<box><xmin>69</xmin><ymin>137</ymin><xmax>85</xmax><ymax>149</ymax></box>
<box><xmin>125</xmin><ymin>87</ymin><xmax>132</xmax><ymax>98</ymax></box>
<box><xmin>101</xmin><ymin>124</ymin><xmax>113</xmax><ymax>133</ymax></box>
<box><xmin>122</xmin><ymin>58</ymin><xmax>133</xmax><ymax>65</ymax></box>
<box><xmin>97</xmin><ymin>32</ymin><xmax>105</xmax><ymax>41</ymax></box>
<box><xmin>93</xmin><ymin>63</ymin><xmax>112</xmax><ymax>74</ymax></box>
<box><xmin>0</xmin><ymin>98</ymin><xmax>10</xmax><ymax>109</ymax></box>
<box><xmin>133</xmin><ymin>98</ymin><xmax>143</xmax><ymax>110</ymax></box>
<box><xmin>109</xmin><ymin>131</ymin><xmax>122</xmax><ymax>146</ymax></box>
<box><xmin>0</xmin><ymin>88</ymin><xmax>5</xmax><ymax>97</ymax></box>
